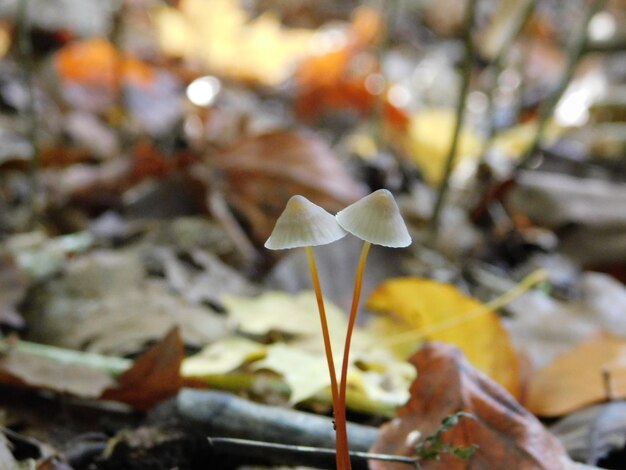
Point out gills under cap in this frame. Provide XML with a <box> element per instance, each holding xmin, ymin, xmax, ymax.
<box><xmin>265</xmin><ymin>195</ymin><xmax>347</xmax><ymax>250</ymax></box>
<box><xmin>335</xmin><ymin>189</ymin><xmax>411</xmax><ymax>248</ymax></box>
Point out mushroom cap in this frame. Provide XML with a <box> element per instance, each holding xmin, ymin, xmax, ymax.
<box><xmin>335</xmin><ymin>189</ymin><xmax>411</xmax><ymax>248</ymax></box>
<box><xmin>265</xmin><ymin>195</ymin><xmax>347</xmax><ymax>250</ymax></box>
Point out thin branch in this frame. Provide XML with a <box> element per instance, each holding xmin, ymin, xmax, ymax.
<box><xmin>517</xmin><ymin>0</ymin><xmax>607</xmax><ymax>169</ymax></box>
<box><xmin>208</xmin><ymin>437</ymin><xmax>416</xmax><ymax>467</ymax></box>
<box><xmin>15</xmin><ymin>0</ymin><xmax>39</xmax><ymax>227</ymax></box>
<box><xmin>430</xmin><ymin>0</ymin><xmax>477</xmax><ymax>236</ymax></box>
<box><xmin>480</xmin><ymin>0</ymin><xmax>536</xmax><ymax>158</ymax></box>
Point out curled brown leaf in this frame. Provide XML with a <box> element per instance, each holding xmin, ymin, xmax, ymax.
<box><xmin>213</xmin><ymin>130</ymin><xmax>365</xmax><ymax>243</ymax></box>
<box><xmin>369</xmin><ymin>342</ymin><xmax>568</xmax><ymax>470</ymax></box>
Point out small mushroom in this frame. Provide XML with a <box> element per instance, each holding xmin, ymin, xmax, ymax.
<box><xmin>334</xmin><ymin>189</ymin><xmax>411</xmax><ymax>462</ymax></box>
<box><xmin>265</xmin><ymin>195</ymin><xmax>346</xmax><ymax>250</ymax></box>
<box><xmin>265</xmin><ymin>195</ymin><xmax>350</xmax><ymax>470</ymax></box>
<box><xmin>335</xmin><ymin>189</ymin><xmax>411</xmax><ymax>248</ymax></box>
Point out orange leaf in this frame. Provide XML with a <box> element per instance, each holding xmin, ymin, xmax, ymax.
<box><xmin>526</xmin><ymin>333</ymin><xmax>626</xmax><ymax>417</ymax></box>
<box><xmin>294</xmin><ymin>7</ymin><xmax>409</xmax><ymax>131</ymax></box>
<box><xmin>370</xmin><ymin>342</ymin><xmax>569</xmax><ymax>470</ymax></box>
<box><xmin>102</xmin><ymin>328</ymin><xmax>184</xmax><ymax>410</ymax></box>
<box><xmin>55</xmin><ymin>38</ymin><xmax>154</xmax><ymax>88</ymax></box>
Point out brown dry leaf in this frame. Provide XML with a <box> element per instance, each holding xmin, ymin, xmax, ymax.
<box><xmin>213</xmin><ymin>130</ymin><xmax>365</xmax><ymax>243</ymax></box>
<box><xmin>23</xmin><ymin>249</ymin><xmax>233</xmax><ymax>356</ymax></box>
<box><xmin>526</xmin><ymin>333</ymin><xmax>626</xmax><ymax>417</ymax></box>
<box><xmin>0</xmin><ymin>345</ymin><xmax>115</xmax><ymax>399</ymax></box>
<box><xmin>63</xmin><ymin>280</ymin><xmax>231</xmax><ymax>356</ymax></box>
<box><xmin>369</xmin><ymin>342</ymin><xmax>569</xmax><ymax>470</ymax></box>
<box><xmin>102</xmin><ymin>328</ymin><xmax>184</xmax><ymax>411</ymax></box>
<box><xmin>366</xmin><ymin>278</ymin><xmax>520</xmax><ymax>398</ymax></box>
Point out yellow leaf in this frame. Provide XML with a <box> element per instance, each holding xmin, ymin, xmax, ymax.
<box><xmin>360</xmin><ymin>316</ymin><xmax>422</xmax><ymax>360</ymax></box>
<box><xmin>252</xmin><ymin>343</ymin><xmax>331</xmax><ymax>404</ymax></box>
<box><xmin>181</xmin><ymin>337</ymin><xmax>266</xmax><ymax>378</ymax></box>
<box><xmin>366</xmin><ymin>277</ymin><xmax>521</xmax><ymax>397</ymax></box>
<box><xmin>223</xmin><ymin>291</ymin><xmax>346</xmax><ymax>345</ymax></box>
<box><xmin>527</xmin><ymin>333</ymin><xmax>626</xmax><ymax>416</ymax></box>
<box><xmin>492</xmin><ymin>121</ymin><xmax>563</xmax><ymax>158</ymax></box>
<box><xmin>402</xmin><ymin>108</ymin><xmax>484</xmax><ymax>185</ymax></box>
<box><xmin>155</xmin><ymin>0</ymin><xmax>314</xmax><ymax>85</ymax></box>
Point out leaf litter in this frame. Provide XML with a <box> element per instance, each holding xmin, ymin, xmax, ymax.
<box><xmin>1</xmin><ymin>0</ymin><xmax>625</xmax><ymax>467</ymax></box>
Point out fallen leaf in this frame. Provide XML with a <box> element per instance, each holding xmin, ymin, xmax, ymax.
<box><xmin>223</xmin><ymin>290</ymin><xmax>346</xmax><ymax>348</ymax></box>
<box><xmin>348</xmin><ymin>347</ymin><xmax>416</xmax><ymax>408</ymax></box>
<box><xmin>149</xmin><ymin>246</ymin><xmax>257</xmax><ymax>307</ymax></box>
<box><xmin>491</xmin><ymin>121</ymin><xmax>562</xmax><ymax>159</ymax></box>
<box><xmin>550</xmin><ymin>402</ymin><xmax>626</xmax><ymax>464</ymax></box>
<box><xmin>400</xmin><ymin>108</ymin><xmax>483</xmax><ymax>185</ymax></box>
<box><xmin>182</xmin><ymin>336</ymin><xmax>266</xmax><ymax>378</ymax></box>
<box><xmin>213</xmin><ymin>130</ymin><xmax>365</xmax><ymax>243</ymax></box>
<box><xmin>215</xmin><ymin>288</ymin><xmax>414</xmax><ymax>410</ymax></box>
<box><xmin>102</xmin><ymin>328</ymin><xmax>184</xmax><ymax>410</ymax></box>
<box><xmin>503</xmin><ymin>272</ymin><xmax>626</xmax><ymax>371</ymax></box>
<box><xmin>55</xmin><ymin>38</ymin><xmax>154</xmax><ymax>88</ymax></box>
<box><xmin>155</xmin><ymin>0</ymin><xmax>313</xmax><ymax>85</ymax></box>
<box><xmin>369</xmin><ymin>342</ymin><xmax>569</xmax><ymax>470</ymax></box>
<box><xmin>0</xmin><ymin>432</ymin><xmax>18</xmax><ymax>470</ymax></box>
<box><xmin>65</xmin><ymin>280</ymin><xmax>232</xmax><ymax>355</ymax></box>
<box><xmin>0</xmin><ymin>24</ymin><xmax>10</xmax><ymax>60</ymax></box>
<box><xmin>23</xmin><ymin>249</ymin><xmax>233</xmax><ymax>356</ymax></box>
<box><xmin>526</xmin><ymin>333</ymin><xmax>626</xmax><ymax>417</ymax></box>
<box><xmin>366</xmin><ymin>278</ymin><xmax>521</xmax><ymax>397</ymax></box>
<box><xmin>294</xmin><ymin>7</ymin><xmax>409</xmax><ymax>130</ymax></box>
<box><xmin>252</xmin><ymin>343</ymin><xmax>330</xmax><ymax>404</ymax></box>
<box><xmin>0</xmin><ymin>344</ymin><xmax>115</xmax><ymax>399</ymax></box>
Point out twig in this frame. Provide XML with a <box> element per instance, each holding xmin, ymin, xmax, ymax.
<box><xmin>369</xmin><ymin>0</ymin><xmax>400</xmax><ymax>147</ymax></box>
<box><xmin>15</xmin><ymin>0</ymin><xmax>39</xmax><ymax>227</ymax></box>
<box><xmin>208</xmin><ymin>437</ymin><xmax>416</xmax><ymax>467</ymax></box>
<box><xmin>177</xmin><ymin>389</ymin><xmax>379</xmax><ymax>454</ymax></box>
<box><xmin>517</xmin><ymin>0</ymin><xmax>607</xmax><ymax>169</ymax></box>
<box><xmin>430</xmin><ymin>0</ymin><xmax>477</xmax><ymax>236</ymax></box>
<box><xmin>480</xmin><ymin>0</ymin><xmax>536</xmax><ymax>158</ymax></box>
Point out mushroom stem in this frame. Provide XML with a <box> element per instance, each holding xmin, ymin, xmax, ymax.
<box><xmin>338</xmin><ymin>241</ymin><xmax>372</xmax><ymax>469</ymax></box>
<box><xmin>304</xmin><ymin>246</ymin><xmax>348</xmax><ymax>470</ymax></box>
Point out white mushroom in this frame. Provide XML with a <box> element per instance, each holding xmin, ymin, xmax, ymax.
<box><xmin>265</xmin><ymin>195</ymin><xmax>346</xmax><ymax>250</ymax></box>
<box><xmin>335</xmin><ymin>189</ymin><xmax>411</xmax><ymax>248</ymax></box>
<box><xmin>264</xmin><ymin>195</ymin><xmax>349</xmax><ymax>469</ymax></box>
<box><xmin>334</xmin><ymin>189</ymin><xmax>412</xmax><ymax>461</ymax></box>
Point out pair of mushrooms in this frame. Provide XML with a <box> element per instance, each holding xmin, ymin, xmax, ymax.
<box><xmin>265</xmin><ymin>189</ymin><xmax>411</xmax><ymax>470</ymax></box>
